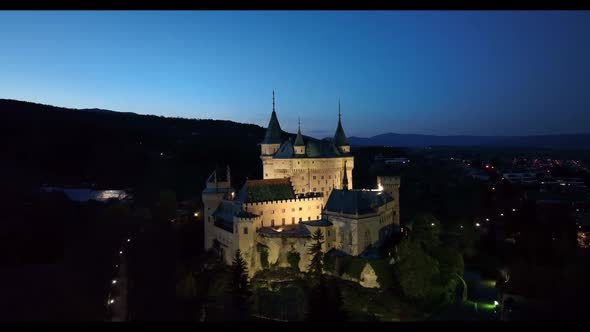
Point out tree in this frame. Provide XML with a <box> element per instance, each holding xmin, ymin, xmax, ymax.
<box><xmin>395</xmin><ymin>240</ymin><xmax>439</xmax><ymax>302</ymax></box>
<box><xmin>307</xmin><ymin>229</ymin><xmax>325</xmax><ymax>286</ymax></box>
<box><xmin>228</xmin><ymin>249</ymin><xmax>251</xmax><ymax>321</ymax></box>
<box><xmin>410</xmin><ymin>213</ymin><xmax>442</xmax><ymax>254</ymax></box>
<box><xmin>155</xmin><ymin>189</ymin><xmax>177</xmax><ymax>224</ymax></box>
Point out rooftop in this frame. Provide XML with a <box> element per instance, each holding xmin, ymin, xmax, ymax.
<box><xmin>237</xmin><ymin>178</ymin><xmax>295</xmax><ymax>203</ymax></box>
<box><xmin>325</xmin><ymin>189</ymin><xmax>394</xmax><ymax>215</ymax></box>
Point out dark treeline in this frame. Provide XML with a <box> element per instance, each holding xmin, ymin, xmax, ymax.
<box><xmin>0</xmin><ymin>99</ymin><xmax>268</xmax><ymax>203</ymax></box>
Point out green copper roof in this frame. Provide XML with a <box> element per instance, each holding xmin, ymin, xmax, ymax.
<box><xmin>334</xmin><ymin>117</ymin><xmax>349</xmax><ymax>147</ymax></box>
<box><xmin>238</xmin><ymin>178</ymin><xmax>295</xmax><ymax>203</ymax></box>
<box><xmin>261</xmin><ymin>110</ymin><xmax>283</xmax><ymax>144</ymax></box>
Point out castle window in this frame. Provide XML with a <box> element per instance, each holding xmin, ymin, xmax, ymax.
<box><xmin>317</xmin><ymin>216</ymin><xmax>319</xmax><ymax>219</ymax></box>
<box><xmin>313</xmin><ymin>176</ymin><xmax>316</xmax><ymax>180</ymax></box>
<box><xmin>292</xmin><ymin>208</ymin><xmax>295</xmax><ymax>212</ymax></box>
<box><xmin>321</xmin><ymin>187</ymin><xmax>324</xmax><ymax>192</ymax></box>
<box><xmin>271</xmin><ymin>219</ymin><xmax>275</xmax><ymax>227</ymax></box>
<box><xmin>260</xmin><ymin>211</ymin><xmax>264</xmax><ymax>215</ymax></box>
<box><xmin>271</xmin><ymin>210</ymin><xmax>274</xmax><ymax>214</ymax></box>
<box><xmin>313</xmin><ymin>188</ymin><xmax>316</xmax><ymax>192</ymax></box>
<box><xmin>244</xmin><ymin>227</ymin><xmax>248</xmax><ymax>235</ymax></box>
<box><xmin>321</xmin><ymin>176</ymin><xmax>324</xmax><ymax>179</ymax></box>
<box><xmin>292</xmin><ymin>217</ymin><xmax>295</xmax><ymax>223</ymax></box>
<box><xmin>308</xmin><ymin>216</ymin><xmax>311</xmax><ymax>221</ymax></box>
<box><xmin>317</xmin><ymin>205</ymin><xmax>319</xmax><ymax>209</ymax></box>
<box><xmin>302</xmin><ymin>176</ymin><xmax>304</xmax><ymax>180</ymax></box>
<box><xmin>329</xmin><ymin>175</ymin><xmax>332</xmax><ymax>179</ymax></box>
<box><xmin>282</xmin><ymin>218</ymin><xmax>285</xmax><ymax>226</ymax></box>
<box><xmin>282</xmin><ymin>209</ymin><xmax>285</xmax><ymax>213</ymax></box>
<box><xmin>265</xmin><ymin>173</ymin><xmax>268</xmax><ymax>177</ymax></box>
<box><xmin>328</xmin><ymin>230</ymin><xmax>331</xmax><ymax>236</ymax></box>
<box><xmin>299</xmin><ymin>217</ymin><xmax>302</xmax><ymax>222</ymax></box>
<box><xmin>299</xmin><ymin>207</ymin><xmax>302</xmax><ymax>211</ymax></box>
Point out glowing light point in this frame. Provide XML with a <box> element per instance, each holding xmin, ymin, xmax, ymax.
<box><xmin>127</xmin><ymin>238</ymin><xmax>131</xmax><ymax>243</ymax></box>
<box><xmin>431</xmin><ymin>223</ymin><xmax>435</xmax><ymax>226</ymax></box>
<box><xmin>512</xmin><ymin>208</ymin><xmax>516</xmax><ymax>212</ymax></box>
<box><xmin>475</xmin><ymin>222</ymin><xmax>481</xmax><ymax>227</ymax></box>
<box><xmin>119</xmin><ymin>250</ymin><xmax>123</xmax><ymax>255</ymax></box>
<box><xmin>112</xmin><ymin>279</ymin><xmax>117</xmax><ymax>284</ymax></box>
<box><xmin>109</xmin><ymin>299</ymin><xmax>115</xmax><ymax>304</ymax></box>
<box><xmin>485</xmin><ymin>218</ymin><xmax>490</xmax><ymax>222</ymax></box>
<box><xmin>494</xmin><ymin>301</ymin><xmax>499</xmax><ymax>306</ymax></box>
<box><xmin>500</xmin><ymin>213</ymin><xmax>504</xmax><ymax>217</ymax></box>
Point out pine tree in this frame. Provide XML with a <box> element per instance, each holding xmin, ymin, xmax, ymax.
<box><xmin>228</xmin><ymin>249</ymin><xmax>251</xmax><ymax>320</ymax></box>
<box><xmin>307</xmin><ymin>228</ymin><xmax>325</xmax><ymax>286</ymax></box>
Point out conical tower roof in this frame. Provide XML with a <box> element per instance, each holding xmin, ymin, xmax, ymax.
<box><xmin>334</xmin><ymin>99</ymin><xmax>349</xmax><ymax>146</ymax></box>
<box><xmin>261</xmin><ymin>91</ymin><xmax>283</xmax><ymax>144</ymax></box>
<box><xmin>294</xmin><ymin>117</ymin><xmax>305</xmax><ymax>147</ymax></box>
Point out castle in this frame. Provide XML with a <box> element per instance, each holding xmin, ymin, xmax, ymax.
<box><xmin>203</xmin><ymin>92</ymin><xmax>400</xmax><ymax>276</ymax></box>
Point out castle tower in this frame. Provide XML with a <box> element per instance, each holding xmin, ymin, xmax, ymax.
<box><xmin>377</xmin><ymin>175</ymin><xmax>400</xmax><ymax>224</ymax></box>
<box><xmin>203</xmin><ymin>167</ymin><xmax>235</xmax><ymax>250</ymax></box>
<box><xmin>334</xmin><ymin>99</ymin><xmax>351</xmax><ymax>154</ymax></box>
<box><xmin>260</xmin><ymin>90</ymin><xmax>283</xmax><ymax>157</ymax></box>
<box><xmin>294</xmin><ymin>117</ymin><xmax>306</xmax><ymax>155</ymax></box>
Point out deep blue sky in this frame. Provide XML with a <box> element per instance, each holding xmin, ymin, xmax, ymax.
<box><xmin>1</xmin><ymin>11</ymin><xmax>590</xmax><ymax>138</ymax></box>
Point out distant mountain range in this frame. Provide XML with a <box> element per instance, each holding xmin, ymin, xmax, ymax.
<box><xmin>2</xmin><ymin>98</ymin><xmax>589</xmax><ymax>150</ymax></box>
<box><xmin>347</xmin><ymin>132</ymin><xmax>590</xmax><ymax>149</ymax></box>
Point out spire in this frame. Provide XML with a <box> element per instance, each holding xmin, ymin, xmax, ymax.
<box><xmin>294</xmin><ymin>116</ymin><xmax>305</xmax><ymax>147</ymax></box>
<box><xmin>261</xmin><ymin>90</ymin><xmax>283</xmax><ymax>144</ymax></box>
<box><xmin>334</xmin><ymin>99</ymin><xmax>349</xmax><ymax>147</ymax></box>
<box><xmin>342</xmin><ymin>160</ymin><xmax>349</xmax><ymax>190</ymax></box>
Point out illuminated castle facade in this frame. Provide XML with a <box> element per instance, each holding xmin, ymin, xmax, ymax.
<box><xmin>203</xmin><ymin>92</ymin><xmax>400</xmax><ymax>276</ymax></box>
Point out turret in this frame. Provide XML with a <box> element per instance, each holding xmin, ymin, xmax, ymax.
<box><xmin>203</xmin><ymin>166</ymin><xmax>235</xmax><ymax>250</ymax></box>
<box><xmin>260</xmin><ymin>90</ymin><xmax>283</xmax><ymax>156</ymax></box>
<box><xmin>294</xmin><ymin>117</ymin><xmax>306</xmax><ymax>155</ymax></box>
<box><xmin>377</xmin><ymin>175</ymin><xmax>400</xmax><ymax>224</ymax></box>
<box><xmin>334</xmin><ymin>99</ymin><xmax>350</xmax><ymax>154</ymax></box>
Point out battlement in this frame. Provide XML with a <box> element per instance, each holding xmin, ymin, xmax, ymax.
<box><xmin>243</xmin><ymin>195</ymin><xmax>323</xmax><ymax>208</ymax></box>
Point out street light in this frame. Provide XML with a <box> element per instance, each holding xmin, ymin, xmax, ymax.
<box><xmin>475</xmin><ymin>223</ymin><xmax>481</xmax><ymax>227</ymax></box>
<box><xmin>431</xmin><ymin>222</ymin><xmax>435</xmax><ymax>226</ymax></box>
<box><xmin>485</xmin><ymin>218</ymin><xmax>490</xmax><ymax>222</ymax></box>
<box><xmin>109</xmin><ymin>299</ymin><xmax>115</xmax><ymax>305</ymax></box>
<box><xmin>494</xmin><ymin>300</ymin><xmax>499</xmax><ymax>306</ymax></box>
<box><xmin>119</xmin><ymin>250</ymin><xmax>123</xmax><ymax>255</ymax></box>
<box><xmin>112</xmin><ymin>279</ymin><xmax>117</xmax><ymax>285</ymax></box>
<box><xmin>500</xmin><ymin>213</ymin><xmax>504</xmax><ymax>217</ymax></box>
<box><xmin>512</xmin><ymin>208</ymin><xmax>516</xmax><ymax>212</ymax></box>
<box><xmin>127</xmin><ymin>238</ymin><xmax>131</xmax><ymax>243</ymax></box>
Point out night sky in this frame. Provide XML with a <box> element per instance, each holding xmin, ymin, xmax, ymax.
<box><xmin>1</xmin><ymin>11</ymin><xmax>590</xmax><ymax>138</ymax></box>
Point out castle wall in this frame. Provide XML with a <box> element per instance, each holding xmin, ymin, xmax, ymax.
<box><xmin>326</xmin><ymin>200</ymin><xmax>398</xmax><ymax>256</ymax></box>
<box><xmin>262</xmin><ymin>156</ymin><xmax>354</xmax><ymax>205</ymax></box>
<box><xmin>243</xmin><ymin>197</ymin><xmax>324</xmax><ymax>229</ymax></box>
